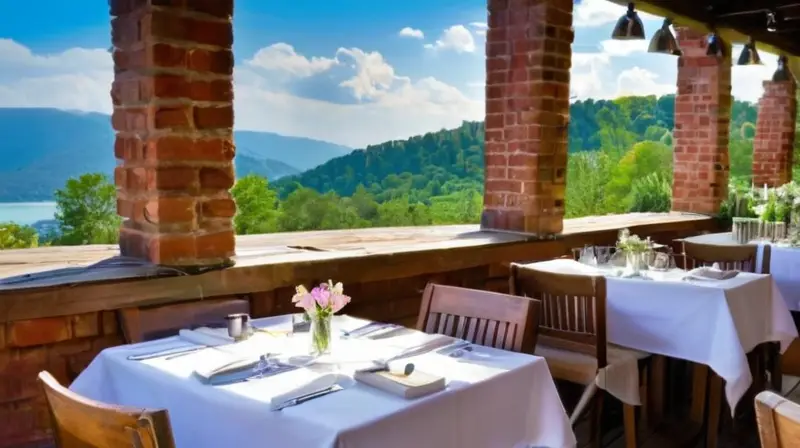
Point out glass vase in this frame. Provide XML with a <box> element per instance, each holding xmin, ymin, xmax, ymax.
<box><xmin>625</xmin><ymin>251</ymin><xmax>644</xmax><ymax>276</ymax></box>
<box><xmin>309</xmin><ymin>313</ymin><xmax>333</xmax><ymax>356</ymax></box>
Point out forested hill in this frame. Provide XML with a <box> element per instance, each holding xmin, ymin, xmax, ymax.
<box><xmin>274</xmin><ymin>94</ymin><xmax>759</xmax><ymax>202</ymax></box>
<box><xmin>273</xmin><ymin>121</ymin><xmax>485</xmax><ymax>202</ymax></box>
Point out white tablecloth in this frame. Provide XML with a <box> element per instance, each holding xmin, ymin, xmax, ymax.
<box><xmin>682</xmin><ymin>232</ymin><xmax>800</xmax><ymax>311</ymax></box>
<box><xmin>525</xmin><ymin>259</ymin><xmax>798</xmax><ymax>413</ymax></box>
<box><xmin>70</xmin><ymin>315</ymin><xmax>576</xmax><ymax>448</ymax></box>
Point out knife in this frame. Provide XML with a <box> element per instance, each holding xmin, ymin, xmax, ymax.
<box><xmin>273</xmin><ymin>385</ymin><xmax>343</xmax><ymax>411</ymax></box>
<box><xmin>127</xmin><ymin>345</ymin><xmax>205</xmax><ymax>361</ymax></box>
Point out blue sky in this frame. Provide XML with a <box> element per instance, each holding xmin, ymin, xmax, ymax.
<box><xmin>0</xmin><ymin>0</ymin><xmax>779</xmax><ymax>147</ymax></box>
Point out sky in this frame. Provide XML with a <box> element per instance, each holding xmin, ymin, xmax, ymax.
<box><xmin>0</xmin><ymin>0</ymin><xmax>781</xmax><ymax>148</ymax></box>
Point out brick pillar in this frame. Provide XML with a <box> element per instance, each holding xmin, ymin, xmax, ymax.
<box><xmin>753</xmin><ymin>80</ymin><xmax>796</xmax><ymax>187</ymax></box>
<box><xmin>111</xmin><ymin>0</ymin><xmax>236</xmax><ymax>268</ymax></box>
<box><xmin>481</xmin><ymin>0</ymin><xmax>572</xmax><ymax>236</ymax></box>
<box><xmin>671</xmin><ymin>28</ymin><xmax>732</xmax><ymax>214</ymax></box>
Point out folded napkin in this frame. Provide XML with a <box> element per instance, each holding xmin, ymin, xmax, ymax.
<box><xmin>269</xmin><ymin>373</ymin><xmax>343</xmax><ymax>411</ymax></box>
<box><xmin>195</xmin><ymin>357</ymin><xmax>262</xmax><ymax>385</ymax></box>
<box><xmin>685</xmin><ymin>266</ymin><xmax>739</xmax><ymax>281</ymax></box>
<box><xmin>179</xmin><ymin>328</ymin><xmax>233</xmax><ymax>347</ymax></box>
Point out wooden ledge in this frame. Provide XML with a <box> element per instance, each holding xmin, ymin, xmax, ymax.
<box><xmin>0</xmin><ymin>212</ymin><xmax>716</xmax><ymax>322</ymax></box>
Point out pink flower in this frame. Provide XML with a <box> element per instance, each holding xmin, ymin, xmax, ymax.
<box><xmin>330</xmin><ymin>293</ymin><xmax>351</xmax><ymax>313</ymax></box>
<box><xmin>295</xmin><ymin>293</ymin><xmax>315</xmax><ymax>311</ymax></box>
<box><xmin>311</xmin><ymin>284</ymin><xmax>331</xmax><ymax>309</ymax></box>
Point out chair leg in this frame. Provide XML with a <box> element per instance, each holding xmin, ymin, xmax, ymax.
<box><xmin>589</xmin><ymin>390</ymin><xmax>605</xmax><ymax>448</ymax></box>
<box><xmin>570</xmin><ymin>382</ymin><xmax>598</xmax><ymax>425</ymax></box>
<box><xmin>706</xmin><ymin>373</ymin><xmax>723</xmax><ymax>448</ymax></box>
<box><xmin>769</xmin><ymin>342</ymin><xmax>782</xmax><ymax>392</ymax></box>
<box><xmin>623</xmin><ymin>404</ymin><xmax>637</xmax><ymax>448</ymax></box>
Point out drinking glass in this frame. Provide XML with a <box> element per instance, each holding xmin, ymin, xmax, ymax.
<box><xmin>578</xmin><ymin>246</ymin><xmax>597</xmax><ymax>265</ymax></box>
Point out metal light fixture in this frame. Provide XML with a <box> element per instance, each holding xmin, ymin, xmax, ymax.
<box><xmin>773</xmin><ymin>56</ymin><xmax>793</xmax><ymax>82</ymax></box>
<box><xmin>648</xmin><ymin>18</ymin><xmax>681</xmax><ymax>56</ymax></box>
<box><xmin>766</xmin><ymin>10</ymin><xmax>783</xmax><ymax>32</ymax></box>
<box><xmin>706</xmin><ymin>33</ymin><xmax>725</xmax><ymax>57</ymax></box>
<box><xmin>611</xmin><ymin>2</ymin><xmax>645</xmax><ymax>40</ymax></box>
<box><xmin>737</xmin><ymin>38</ymin><xmax>762</xmax><ymax>65</ymax></box>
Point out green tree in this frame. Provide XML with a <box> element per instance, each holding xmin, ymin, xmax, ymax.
<box><xmin>54</xmin><ymin>173</ymin><xmax>120</xmax><ymax>245</ymax></box>
<box><xmin>0</xmin><ymin>222</ymin><xmax>39</xmax><ymax>249</ymax></box>
<box><xmin>605</xmin><ymin>141</ymin><xmax>673</xmax><ymax>211</ymax></box>
<box><xmin>230</xmin><ymin>174</ymin><xmax>280</xmax><ymax>235</ymax></box>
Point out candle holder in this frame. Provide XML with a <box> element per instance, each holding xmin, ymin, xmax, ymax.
<box><xmin>225</xmin><ymin>313</ymin><xmax>251</xmax><ymax>341</ymax></box>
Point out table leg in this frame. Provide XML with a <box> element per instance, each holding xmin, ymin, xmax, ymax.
<box><xmin>706</xmin><ymin>373</ymin><xmax>723</xmax><ymax>448</ymax></box>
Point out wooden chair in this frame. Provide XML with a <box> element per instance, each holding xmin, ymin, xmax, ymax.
<box><xmin>509</xmin><ymin>263</ymin><xmax>648</xmax><ymax>448</ymax></box>
<box><xmin>682</xmin><ymin>241</ymin><xmax>774</xmax><ymax>448</ymax></box>
<box><xmin>416</xmin><ymin>283</ymin><xmax>541</xmax><ymax>354</ymax></box>
<box><xmin>119</xmin><ymin>298</ymin><xmax>250</xmax><ymax>343</ymax></box>
<box><xmin>755</xmin><ymin>391</ymin><xmax>800</xmax><ymax>447</ymax></box>
<box><xmin>38</xmin><ymin>371</ymin><xmax>176</xmax><ymax>447</ymax></box>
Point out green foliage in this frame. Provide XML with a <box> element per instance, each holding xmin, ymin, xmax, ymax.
<box><xmin>628</xmin><ymin>173</ymin><xmax>672</xmax><ymax>213</ymax></box>
<box><xmin>231</xmin><ymin>174</ymin><xmax>280</xmax><ymax>234</ymax></box>
<box><xmin>0</xmin><ymin>222</ymin><xmax>39</xmax><ymax>249</ymax></box>
<box><xmin>54</xmin><ymin>173</ymin><xmax>120</xmax><ymax>245</ymax></box>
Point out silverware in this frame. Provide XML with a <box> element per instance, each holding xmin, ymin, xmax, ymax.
<box><xmin>274</xmin><ymin>385</ymin><xmax>343</xmax><ymax>411</ymax></box>
<box><xmin>342</xmin><ymin>322</ymin><xmax>385</xmax><ymax>338</ymax></box>
<box><xmin>356</xmin><ymin>362</ymin><xmax>415</xmax><ymax>376</ymax></box>
<box><xmin>438</xmin><ymin>340</ymin><xmax>474</xmax><ymax>357</ymax></box>
<box><xmin>127</xmin><ymin>345</ymin><xmax>205</xmax><ymax>361</ymax></box>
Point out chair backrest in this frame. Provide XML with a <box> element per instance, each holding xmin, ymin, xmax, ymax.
<box><xmin>39</xmin><ymin>371</ymin><xmax>176</xmax><ymax>448</ymax></box>
<box><xmin>755</xmin><ymin>390</ymin><xmax>800</xmax><ymax>448</ymax></box>
<box><xmin>415</xmin><ymin>283</ymin><xmax>541</xmax><ymax>353</ymax></box>
<box><xmin>509</xmin><ymin>263</ymin><xmax>607</xmax><ymax>368</ymax></box>
<box><xmin>682</xmin><ymin>241</ymin><xmax>769</xmax><ymax>274</ymax></box>
<box><xmin>119</xmin><ymin>298</ymin><xmax>250</xmax><ymax>343</ymax></box>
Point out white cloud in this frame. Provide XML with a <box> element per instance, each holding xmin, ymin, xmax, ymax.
<box><xmin>469</xmin><ymin>22</ymin><xmax>488</xmax><ymax>37</ymax></box>
<box><xmin>731</xmin><ymin>46</ymin><xmax>778</xmax><ymax>103</ymax></box>
<box><xmin>424</xmin><ymin>25</ymin><xmax>476</xmax><ymax>53</ymax></box>
<box><xmin>574</xmin><ymin>0</ymin><xmax>659</xmax><ymax>28</ymax></box>
<box><xmin>0</xmin><ymin>39</ymin><xmax>112</xmax><ymax>113</ymax></box>
<box><xmin>0</xmin><ymin>39</ymin><xmax>481</xmax><ymax>148</ymax></box>
<box><xmin>615</xmin><ymin>67</ymin><xmax>675</xmax><ymax>97</ymax></box>
<box><xmin>398</xmin><ymin>27</ymin><xmax>424</xmax><ymax>39</ymax></box>
<box><xmin>246</xmin><ymin>43</ymin><xmax>338</xmax><ymax>78</ymax></box>
<box><xmin>598</xmin><ymin>39</ymin><xmax>648</xmax><ymax>56</ymax></box>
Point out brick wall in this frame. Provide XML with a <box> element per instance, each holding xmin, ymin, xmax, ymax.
<box><xmin>672</xmin><ymin>27</ymin><xmax>732</xmax><ymax>215</ymax></box>
<box><xmin>111</xmin><ymin>0</ymin><xmax>237</xmax><ymax>267</ymax></box>
<box><xmin>481</xmin><ymin>0</ymin><xmax>573</xmax><ymax>236</ymax></box>
<box><xmin>753</xmin><ymin>80</ymin><xmax>797</xmax><ymax>187</ymax></box>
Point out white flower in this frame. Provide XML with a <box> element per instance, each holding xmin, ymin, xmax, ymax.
<box><xmin>292</xmin><ymin>285</ymin><xmax>309</xmax><ymax>303</ymax></box>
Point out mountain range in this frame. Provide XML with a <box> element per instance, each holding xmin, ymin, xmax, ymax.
<box><xmin>0</xmin><ymin>108</ymin><xmax>351</xmax><ymax>202</ymax></box>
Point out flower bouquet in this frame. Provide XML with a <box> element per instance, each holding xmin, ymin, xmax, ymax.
<box><xmin>616</xmin><ymin>228</ymin><xmax>652</xmax><ymax>276</ymax></box>
<box><xmin>292</xmin><ymin>280</ymin><xmax>351</xmax><ymax>356</ymax></box>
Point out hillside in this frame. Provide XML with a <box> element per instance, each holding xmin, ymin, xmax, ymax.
<box><xmin>273</xmin><ymin>121</ymin><xmax>485</xmax><ymax>202</ymax></box>
<box><xmin>0</xmin><ymin>108</ymin><xmax>347</xmax><ymax>202</ymax></box>
<box><xmin>274</xmin><ymin>94</ymin><xmax>760</xmax><ymax>205</ymax></box>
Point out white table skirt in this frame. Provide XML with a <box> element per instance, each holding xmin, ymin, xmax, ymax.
<box><xmin>70</xmin><ymin>315</ymin><xmax>576</xmax><ymax>448</ymax></box>
<box><xmin>681</xmin><ymin>232</ymin><xmax>800</xmax><ymax>311</ymax></box>
<box><xmin>526</xmin><ymin>259</ymin><xmax>798</xmax><ymax>413</ymax></box>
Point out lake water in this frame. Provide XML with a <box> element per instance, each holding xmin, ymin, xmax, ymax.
<box><xmin>0</xmin><ymin>202</ymin><xmax>58</xmax><ymax>225</ymax></box>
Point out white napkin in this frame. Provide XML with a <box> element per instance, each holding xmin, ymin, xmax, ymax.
<box><xmin>269</xmin><ymin>373</ymin><xmax>344</xmax><ymax>411</ymax></box>
<box><xmin>685</xmin><ymin>266</ymin><xmax>739</xmax><ymax>281</ymax></box>
<box><xmin>179</xmin><ymin>328</ymin><xmax>233</xmax><ymax>347</ymax></box>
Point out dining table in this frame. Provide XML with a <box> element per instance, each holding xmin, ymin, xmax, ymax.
<box><xmin>70</xmin><ymin>314</ymin><xmax>576</xmax><ymax>448</ymax></box>
<box><xmin>681</xmin><ymin>232</ymin><xmax>800</xmax><ymax>312</ymax></box>
<box><xmin>522</xmin><ymin>258</ymin><xmax>799</xmax><ymax>414</ymax></box>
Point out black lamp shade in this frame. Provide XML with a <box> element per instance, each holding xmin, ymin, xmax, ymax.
<box><xmin>773</xmin><ymin>56</ymin><xmax>793</xmax><ymax>82</ymax></box>
<box><xmin>737</xmin><ymin>40</ymin><xmax>762</xmax><ymax>65</ymax></box>
<box><xmin>612</xmin><ymin>3</ymin><xmax>646</xmax><ymax>40</ymax></box>
<box><xmin>648</xmin><ymin>19</ymin><xmax>681</xmax><ymax>56</ymax></box>
<box><xmin>706</xmin><ymin>33</ymin><xmax>725</xmax><ymax>57</ymax></box>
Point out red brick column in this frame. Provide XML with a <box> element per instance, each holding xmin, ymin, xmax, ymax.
<box><xmin>481</xmin><ymin>0</ymin><xmax>572</xmax><ymax>236</ymax></box>
<box><xmin>753</xmin><ymin>80</ymin><xmax>797</xmax><ymax>187</ymax></box>
<box><xmin>671</xmin><ymin>28</ymin><xmax>732</xmax><ymax>214</ymax></box>
<box><xmin>111</xmin><ymin>0</ymin><xmax>236</xmax><ymax>268</ymax></box>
